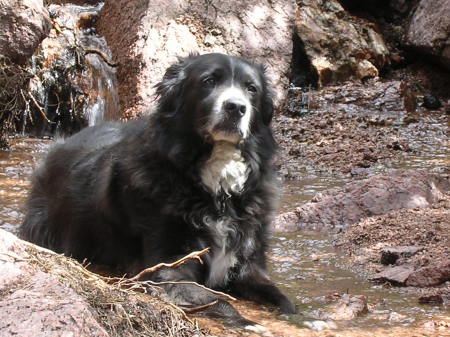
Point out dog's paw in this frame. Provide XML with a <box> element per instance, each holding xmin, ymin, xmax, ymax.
<box><xmin>244</xmin><ymin>323</ymin><xmax>272</xmax><ymax>336</ymax></box>
<box><xmin>279</xmin><ymin>298</ymin><xmax>298</xmax><ymax>314</ymax></box>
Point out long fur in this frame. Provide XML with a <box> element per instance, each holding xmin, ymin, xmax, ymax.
<box><xmin>20</xmin><ymin>53</ymin><xmax>295</xmax><ymax>323</ymax></box>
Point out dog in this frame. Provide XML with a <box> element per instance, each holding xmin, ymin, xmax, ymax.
<box><xmin>20</xmin><ymin>53</ymin><xmax>296</xmax><ymax>325</ymax></box>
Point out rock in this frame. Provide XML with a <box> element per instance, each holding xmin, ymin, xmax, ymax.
<box><xmin>406</xmin><ymin>261</ymin><xmax>450</xmax><ymax>287</ymax></box>
<box><xmin>0</xmin><ymin>228</ymin><xmax>204</xmax><ymax>337</ymax></box>
<box><xmin>370</xmin><ymin>265</ymin><xmax>414</xmax><ymax>285</ymax></box>
<box><xmin>303</xmin><ymin>320</ymin><xmax>337</xmax><ymax>331</ymax></box>
<box><xmin>27</xmin><ymin>3</ymin><xmax>121</xmax><ymax>134</ymax></box>
<box><xmin>388</xmin><ymin>312</ymin><xmax>409</xmax><ymax>323</ymax></box>
<box><xmin>293</xmin><ymin>0</ymin><xmax>389</xmax><ymax>87</ymax></box>
<box><xmin>380</xmin><ymin>246</ymin><xmax>424</xmax><ymax>265</ymax></box>
<box><xmin>423</xmin><ymin>94</ymin><xmax>442</xmax><ymax>110</ymax></box>
<box><xmin>97</xmin><ymin>0</ymin><xmax>295</xmax><ymax>117</ymax></box>
<box><xmin>273</xmin><ymin>170</ymin><xmax>450</xmax><ymax>231</ymax></box>
<box><xmin>0</xmin><ymin>0</ymin><xmax>51</xmax><ymax>64</ymax></box>
<box><xmin>294</xmin><ymin>79</ymin><xmax>417</xmax><ymax>114</ymax></box>
<box><xmin>418</xmin><ymin>295</ymin><xmax>445</xmax><ymax>305</ymax></box>
<box><xmin>406</xmin><ymin>0</ymin><xmax>450</xmax><ymax>70</ymax></box>
<box><xmin>0</xmin><ymin>229</ymin><xmax>109</xmax><ymax>337</ymax></box>
<box><xmin>323</xmin><ymin>294</ymin><xmax>368</xmax><ymax>320</ymax></box>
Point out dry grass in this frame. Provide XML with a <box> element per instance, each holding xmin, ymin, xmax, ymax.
<box><xmin>23</xmin><ymin>244</ymin><xmax>209</xmax><ymax>337</ymax></box>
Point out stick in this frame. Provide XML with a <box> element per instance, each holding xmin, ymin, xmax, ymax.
<box><xmin>28</xmin><ymin>92</ymin><xmax>54</xmax><ymax>124</ymax></box>
<box><xmin>140</xmin><ymin>280</ymin><xmax>237</xmax><ymax>302</ymax></box>
<box><xmin>182</xmin><ymin>300</ymin><xmax>219</xmax><ymax>313</ymax></box>
<box><xmin>128</xmin><ymin>247</ymin><xmax>210</xmax><ymax>282</ymax></box>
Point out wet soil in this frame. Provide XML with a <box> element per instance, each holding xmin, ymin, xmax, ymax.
<box><xmin>273</xmin><ymin>107</ymin><xmax>449</xmax><ymax>180</ymax></box>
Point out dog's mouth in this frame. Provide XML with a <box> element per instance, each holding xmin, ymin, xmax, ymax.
<box><xmin>204</xmin><ymin>124</ymin><xmax>243</xmax><ymax>145</ymax></box>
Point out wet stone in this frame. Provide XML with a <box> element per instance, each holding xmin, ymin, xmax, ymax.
<box><xmin>423</xmin><ymin>94</ymin><xmax>442</xmax><ymax>110</ymax></box>
<box><xmin>322</xmin><ymin>294</ymin><xmax>368</xmax><ymax>321</ymax></box>
<box><xmin>371</xmin><ymin>265</ymin><xmax>414</xmax><ymax>285</ymax></box>
<box><xmin>406</xmin><ymin>261</ymin><xmax>450</xmax><ymax>287</ymax></box>
<box><xmin>380</xmin><ymin>246</ymin><xmax>424</xmax><ymax>265</ymax></box>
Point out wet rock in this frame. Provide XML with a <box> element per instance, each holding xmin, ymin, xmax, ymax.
<box><xmin>388</xmin><ymin>312</ymin><xmax>409</xmax><ymax>323</ymax></box>
<box><xmin>0</xmin><ymin>0</ymin><xmax>51</xmax><ymax>64</ymax></box>
<box><xmin>423</xmin><ymin>94</ymin><xmax>442</xmax><ymax>110</ymax></box>
<box><xmin>370</xmin><ymin>265</ymin><xmax>414</xmax><ymax>285</ymax></box>
<box><xmin>26</xmin><ymin>3</ymin><xmax>120</xmax><ymax>135</ymax></box>
<box><xmin>323</xmin><ymin>294</ymin><xmax>368</xmax><ymax>320</ymax></box>
<box><xmin>303</xmin><ymin>320</ymin><xmax>337</xmax><ymax>331</ymax></box>
<box><xmin>406</xmin><ymin>0</ymin><xmax>450</xmax><ymax>70</ymax></box>
<box><xmin>380</xmin><ymin>246</ymin><xmax>424</xmax><ymax>265</ymax></box>
<box><xmin>418</xmin><ymin>294</ymin><xmax>445</xmax><ymax>305</ymax></box>
<box><xmin>97</xmin><ymin>0</ymin><xmax>295</xmax><ymax>117</ymax></box>
<box><xmin>293</xmin><ymin>0</ymin><xmax>389</xmax><ymax>87</ymax></box>
<box><xmin>273</xmin><ymin>170</ymin><xmax>450</xmax><ymax>230</ymax></box>
<box><xmin>406</xmin><ymin>261</ymin><xmax>450</xmax><ymax>287</ymax></box>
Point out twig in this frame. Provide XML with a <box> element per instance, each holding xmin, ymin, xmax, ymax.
<box><xmin>141</xmin><ymin>280</ymin><xmax>237</xmax><ymax>302</ymax></box>
<box><xmin>129</xmin><ymin>248</ymin><xmax>210</xmax><ymax>282</ymax></box>
<box><xmin>182</xmin><ymin>300</ymin><xmax>219</xmax><ymax>313</ymax></box>
<box><xmin>27</xmin><ymin>92</ymin><xmax>54</xmax><ymax>124</ymax></box>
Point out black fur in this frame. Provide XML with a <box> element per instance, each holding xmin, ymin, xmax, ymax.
<box><xmin>20</xmin><ymin>53</ymin><xmax>295</xmax><ymax>324</ymax></box>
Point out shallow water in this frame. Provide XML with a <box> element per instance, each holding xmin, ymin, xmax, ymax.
<box><xmin>0</xmin><ymin>135</ymin><xmax>448</xmax><ymax>332</ymax></box>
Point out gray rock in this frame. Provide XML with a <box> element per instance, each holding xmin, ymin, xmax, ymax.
<box><xmin>406</xmin><ymin>0</ymin><xmax>450</xmax><ymax>70</ymax></box>
<box><xmin>322</xmin><ymin>294</ymin><xmax>368</xmax><ymax>320</ymax></box>
<box><xmin>380</xmin><ymin>246</ymin><xmax>424</xmax><ymax>265</ymax></box>
<box><xmin>370</xmin><ymin>265</ymin><xmax>415</xmax><ymax>285</ymax></box>
<box><xmin>0</xmin><ymin>0</ymin><xmax>51</xmax><ymax>64</ymax></box>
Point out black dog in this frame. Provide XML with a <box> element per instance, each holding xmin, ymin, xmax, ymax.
<box><xmin>20</xmin><ymin>53</ymin><xmax>295</xmax><ymax>325</ymax></box>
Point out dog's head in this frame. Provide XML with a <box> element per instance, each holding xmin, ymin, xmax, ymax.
<box><xmin>155</xmin><ymin>53</ymin><xmax>274</xmax><ymax>145</ymax></box>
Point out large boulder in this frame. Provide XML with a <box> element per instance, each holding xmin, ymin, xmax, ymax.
<box><xmin>274</xmin><ymin>170</ymin><xmax>450</xmax><ymax>231</ymax></box>
<box><xmin>97</xmin><ymin>0</ymin><xmax>295</xmax><ymax>117</ymax></box>
<box><xmin>406</xmin><ymin>0</ymin><xmax>450</xmax><ymax>70</ymax></box>
<box><xmin>0</xmin><ymin>0</ymin><xmax>51</xmax><ymax>64</ymax></box>
<box><xmin>293</xmin><ymin>0</ymin><xmax>390</xmax><ymax>87</ymax></box>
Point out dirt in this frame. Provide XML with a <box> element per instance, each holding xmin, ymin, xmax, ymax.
<box><xmin>336</xmin><ymin>197</ymin><xmax>450</xmax><ymax>296</ymax></box>
<box><xmin>273</xmin><ymin>108</ymin><xmax>409</xmax><ymax>179</ymax></box>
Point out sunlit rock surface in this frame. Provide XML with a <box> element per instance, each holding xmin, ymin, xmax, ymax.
<box><xmin>293</xmin><ymin>0</ymin><xmax>390</xmax><ymax>87</ymax></box>
<box><xmin>0</xmin><ymin>0</ymin><xmax>51</xmax><ymax>64</ymax></box>
<box><xmin>97</xmin><ymin>0</ymin><xmax>295</xmax><ymax>117</ymax></box>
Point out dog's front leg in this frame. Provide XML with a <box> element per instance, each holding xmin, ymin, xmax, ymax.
<box><xmin>150</xmin><ymin>259</ymin><xmax>259</xmax><ymax>327</ymax></box>
<box><xmin>230</xmin><ymin>266</ymin><xmax>297</xmax><ymax>314</ymax></box>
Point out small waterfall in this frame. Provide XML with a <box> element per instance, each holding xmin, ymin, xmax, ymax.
<box><xmin>26</xmin><ymin>2</ymin><xmax>120</xmax><ymax>136</ymax></box>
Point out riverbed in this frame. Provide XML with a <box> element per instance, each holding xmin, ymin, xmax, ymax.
<box><xmin>1</xmin><ymin>136</ymin><xmax>448</xmax><ymax>335</ymax></box>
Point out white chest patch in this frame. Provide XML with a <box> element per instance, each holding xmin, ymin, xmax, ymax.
<box><xmin>200</xmin><ymin>141</ymin><xmax>249</xmax><ymax>195</ymax></box>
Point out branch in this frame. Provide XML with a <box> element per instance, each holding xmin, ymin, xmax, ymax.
<box><xmin>141</xmin><ymin>280</ymin><xmax>237</xmax><ymax>302</ymax></box>
<box><xmin>28</xmin><ymin>92</ymin><xmax>54</xmax><ymax>124</ymax></box>
<box><xmin>128</xmin><ymin>247</ymin><xmax>210</xmax><ymax>282</ymax></box>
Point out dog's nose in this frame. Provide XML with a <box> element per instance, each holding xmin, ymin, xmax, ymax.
<box><xmin>224</xmin><ymin>99</ymin><xmax>247</xmax><ymax>117</ymax></box>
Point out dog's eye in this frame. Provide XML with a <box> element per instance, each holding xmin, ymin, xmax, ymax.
<box><xmin>203</xmin><ymin>77</ymin><xmax>216</xmax><ymax>86</ymax></box>
<box><xmin>247</xmin><ymin>84</ymin><xmax>257</xmax><ymax>93</ymax></box>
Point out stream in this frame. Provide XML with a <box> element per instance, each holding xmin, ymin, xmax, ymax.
<box><xmin>0</xmin><ymin>135</ymin><xmax>448</xmax><ymax>333</ymax></box>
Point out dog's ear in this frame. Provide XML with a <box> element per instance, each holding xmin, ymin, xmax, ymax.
<box><xmin>261</xmin><ymin>93</ymin><xmax>274</xmax><ymax>125</ymax></box>
<box><xmin>259</xmin><ymin>65</ymin><xmax>274</xmax><ymax>125</ymax></box>
<box><xmin>154</xmin><ymin>56</ymin><xmax>192</xmax><ymax>112</ymax></box>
